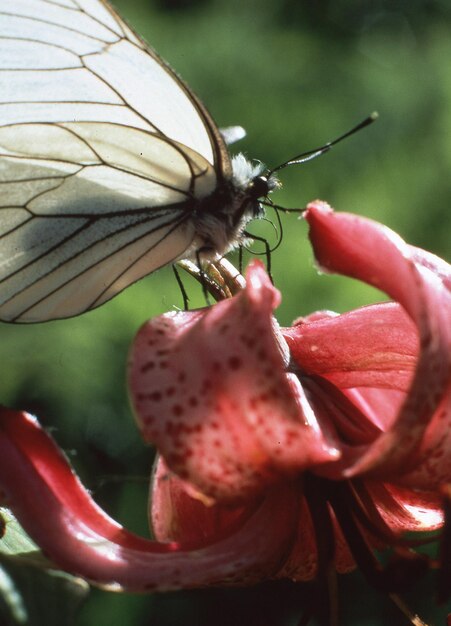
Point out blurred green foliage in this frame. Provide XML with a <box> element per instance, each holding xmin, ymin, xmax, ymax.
<box><xmin>0</xmin><ymin>0</ymin><xmax>450</xmax><ymax>624</ymax></box>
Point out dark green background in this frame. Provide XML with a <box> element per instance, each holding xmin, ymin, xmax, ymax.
<box><xmin>1</xmin><ymin>0</ymin><xmax>450</xmax><ymax>624</ymax></box>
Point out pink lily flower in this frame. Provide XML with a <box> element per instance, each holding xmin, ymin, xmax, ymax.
<box><xmin>0</xmin><ymin>203</ymin><xmax>449</xmax><ymax>603</ymax></box>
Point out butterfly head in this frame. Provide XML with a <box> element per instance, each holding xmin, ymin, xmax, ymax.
<box><xmin>231</xmin><ymin>154</ymin><xmax>280</xmax><ymax>216</ymax></box>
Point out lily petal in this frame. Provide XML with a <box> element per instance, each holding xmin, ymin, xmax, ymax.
<box><xmin>305</xmin><ymin>202</ymin><xmax>451</xmax><ymax>487</ymax></box>
<box><xmin>150</xmin><ymin>455</ymin><xmax>253</xmax><ymax>544</ymax></box>
<box><xmin>284</xmin><ymin>302</ymin><xmax>418</xmax><ymax>392</ymax></box>
<box><xmin>0</xmin><ymin>407</ymin><xmax>300</xmax><ymax>591</ymax></box>
<box><xmin>129</xmin><ymin>261</ymin><xmax>338</xmax><ymax>502</ymax></box>
<box><xmin>364</xmin><ymin>482</ymin><xmax>443</xmax><ymax>532</ymax></box>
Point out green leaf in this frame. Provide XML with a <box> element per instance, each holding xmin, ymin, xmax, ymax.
<box><xmin>0</xmin><ymin>509</ymin><xmax>89</xmax><ymax>626</ymax></box>
<box><xmin>0</xmin><ymin>508</ymin><xmax>41</xmax><ymax>559</ymax></box>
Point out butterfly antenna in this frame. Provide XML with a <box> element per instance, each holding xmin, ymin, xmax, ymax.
<box><xmin>268</xmin><ymin>112</ymin><xmax>378</xmax><ymax>176</ymax></box>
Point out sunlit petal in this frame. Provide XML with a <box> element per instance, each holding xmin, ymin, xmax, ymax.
<box><xmin>284</xmin><ymin>302</ymin><xmax>417</xmax><ymax>392</ymax></box>
<box><xmin>129</xmin><ymin>261</ymin><xmax>338</xmax><ymax>502</ymax></box>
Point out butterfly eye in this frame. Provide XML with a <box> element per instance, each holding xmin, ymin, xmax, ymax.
<box><xmin>250</xmin><ymin>176</ymin><xmax>272</xmax><ymax>199</ymax></box>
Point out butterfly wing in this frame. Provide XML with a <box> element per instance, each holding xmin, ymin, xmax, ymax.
<box><xmin>0</xmin><ymin>0</ymin><xmax>231</xmax><ymax>321</ymax></box>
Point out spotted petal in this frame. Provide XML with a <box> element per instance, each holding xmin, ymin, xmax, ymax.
<box><xmin>129</xmin><ymin>261</ymin><xmax>338</xmax><ymax>502</ymax></box>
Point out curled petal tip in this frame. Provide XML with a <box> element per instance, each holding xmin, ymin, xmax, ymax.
<box><xmin>304</xmin><ymin>200</ymin><xmax>333</xmax><ymax>217</ymax></box>
<box><xmin>245</xmin><ymin>260</ymin><xmax>281</xmax><ymax>310</ymax></box>
<box><xmin>301</xmin><ymin>204</ymin><xmax>451</xmax><ymax>485</ymax></box>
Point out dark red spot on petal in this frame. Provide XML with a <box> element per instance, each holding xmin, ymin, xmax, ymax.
<box><xmin>228</xmin><ymin>356</ymin><xmax>242</xmax><ymax>370</ymax></box>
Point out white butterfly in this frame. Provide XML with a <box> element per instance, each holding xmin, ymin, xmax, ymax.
<box><xmin>0</xmin><ymin>0</ymin><xmax>278</xmax><ymax>322</ymax></box>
